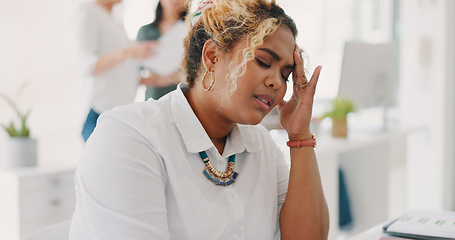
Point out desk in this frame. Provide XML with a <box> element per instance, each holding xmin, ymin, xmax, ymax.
<box><xmin>348</xmin><ymin>223</ymin><xmax>387</xmax><ymax>239</ymax></box>
<box><xmin>350</xmin><ymin>210</ymin><xmax>455</xmax><ymax>240</ymax></box>
<box><xmin>348</xmin><ymin>221</ymin><xmax>424</xmax><ymax>240</ymax></box>
<box><xmin>270</xmin><ymin>128</ymin><xmax>408</xmax><ymax>239</ymax></box>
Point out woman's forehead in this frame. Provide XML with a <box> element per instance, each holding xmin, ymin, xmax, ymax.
<box><xmin>260</xmin><ymin>27</ymin><xmax>296</xmax><ymax>62</ymax></box>
<box><xmin>227</xmin><ymin>26</ymin><xmax>295</xmax><ymax>61</ymax></box>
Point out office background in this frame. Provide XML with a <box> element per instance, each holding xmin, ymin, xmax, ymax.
<box><xmin>0</xmin><ymin>0</ymin><xmax>454</xmax><ymax>237</ymax></box>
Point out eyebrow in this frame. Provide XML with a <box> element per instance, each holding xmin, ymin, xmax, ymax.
<box><xmin>258</xmin><ymin>48</ymin><xmax>295</xmax><ymax>69</ymax></box>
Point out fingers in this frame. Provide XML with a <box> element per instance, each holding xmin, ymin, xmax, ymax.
<box><xmin>140</xmin><ymin>42</ymin><xmax>158</xmax><ymax>58</ymax></box>
<box><xmin>130</xmin><ymin>41</ymin><xmax>159</xmax><ymax>59</ymax></box>
<box><xmin>292</xmin><ymin>45</ymin><xmax>321</xmax><ymax>91</ymax></box>
<box><xmin>293</xmin><ymin>46</ymin><xmax>308</xmax><ymax>89</ymax></box>
<box><xmin>278</xmin><ymin>99</ymin><xmax>287</xmax><ymax>109</ymax></box>
<box><xmin>308</xmin><ymin>65</ymin><xmax>321</xmax><ymax>89</ymax></box>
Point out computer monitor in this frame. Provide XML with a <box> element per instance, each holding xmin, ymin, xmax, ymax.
<box><xmin>338</xmin><ymin>41</ymin><xmax>397</xmax><ymax>111</ymax></box>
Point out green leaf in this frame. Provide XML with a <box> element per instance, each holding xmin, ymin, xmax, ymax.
<box><xmin>1</xmin><ymin>83</ymin><xmax>32</xmax><ymax>137</ymax></box>
<box><xmin>321</xmin><ymin>97</ymin><xmax>356</xmax><ymax>120</ymax></box>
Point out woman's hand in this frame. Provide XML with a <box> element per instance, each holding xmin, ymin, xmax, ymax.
<box><xmin>93</xmin><ymin>41</ymin><xmax>158</xmax><ymax>75</ymax></box>
<box><xmin>278</xmin><ymin>45</ymin><xmax>321</xmax><ymax>140</ymax></box>
<box><xmin>126</xmin><ymin>41</ymin><xmax>159</xmax><ymax>60</ymax></box>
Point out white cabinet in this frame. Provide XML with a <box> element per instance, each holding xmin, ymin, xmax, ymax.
<box><xmin>0</xmin><ymin>167</ymin><xmax>76</xmax><ymax>240</ymax></box>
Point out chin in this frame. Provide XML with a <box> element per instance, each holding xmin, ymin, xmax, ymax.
<box><xmin>240</xmin><ymin>115</ymin><xmax>266</xmax><ymax>126</ymax></box>
<box><xmin>248</xmin><ymin>120</ymin><xmax>263</xmax><ymax>126</ymax></box>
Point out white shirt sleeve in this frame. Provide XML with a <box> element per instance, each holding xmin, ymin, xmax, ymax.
<box><xmin>74</xmin><ymin>5</ymin><xmax>99</xmax><ymax>77</ymax></box>
<box><xmin>72</xmin><ymin>115</ymin><xmax>171</xmax><ymax>239</ymax></box>
<box><xmin>274</xmin><ymin>140</ymin><xmax>290</xmax><ymax>239</ymax></box>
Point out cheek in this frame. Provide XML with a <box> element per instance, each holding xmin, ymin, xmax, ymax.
<box><xmin>275</xmin><ymin>85</ymin><xmax>287</xmax><ymax>105</ymax></box>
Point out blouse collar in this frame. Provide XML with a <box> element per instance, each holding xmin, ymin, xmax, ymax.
<box><xmin>171</xmin><ymin>84</ymin><xmax>261</xmax><ymax>157</ymax></box>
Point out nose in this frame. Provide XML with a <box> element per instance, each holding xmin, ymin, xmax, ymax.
<box><xmin>265</xmin><ymin>71</ymin><xmax>285</xmax><ymax>90</ymax></box>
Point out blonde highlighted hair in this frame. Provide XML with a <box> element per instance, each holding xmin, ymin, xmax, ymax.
<box><xmin>182</xmin><ymin>0</ymin><xmax>297</xmax><ymax>94</ymax></box>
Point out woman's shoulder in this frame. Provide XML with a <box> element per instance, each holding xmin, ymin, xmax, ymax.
<box><xmin>100</xmin><ymin>98</ymin><xmax>171</xmax><ymax>131</ymax></box>
<box><xmin>138</xmin><ymin>23</ymin><xmax>155</xmax><ymax>31</ymax></box>
<box><xmin>137</xmin><ymin>23</ymin><xmax>160</xmax><ymax>41</ymax></box>
<box><xmin>76</xmin><ymin>2</ymin><xmax>104</xmax><ymax>22</ymax></box>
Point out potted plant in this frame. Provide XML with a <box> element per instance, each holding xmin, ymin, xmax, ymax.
<box><xmin>1</xmin><ymin>84</ymin><xmax>37</xmax><ymax>168</ymax></box>
<box><xmin>321</xmin><ymin>97</ymin><xmax>356</xmax><ymax>137</ymax></box>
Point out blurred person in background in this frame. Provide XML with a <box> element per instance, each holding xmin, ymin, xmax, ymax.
<box><xmin>136</xmin><ymin>0</ymin><xmax>188</xmax><ymax>100</ymax></box>
<box><xmin>75</xmin><ymin>0</ymin><xmax>157</xmax><ymax>142</ymax></box>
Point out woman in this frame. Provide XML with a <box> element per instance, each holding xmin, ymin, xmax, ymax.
<box><xmin>136</xmin><ymin>0</ymin><xmax>188</xmax><ymax>100</ymax></box>
<box><xmin>69</xmin><ymin>0</ymin><xmax>329</xmax><ymax>239</ymax></box>
<box><xmin>75</xmin><ymin>0</ymin><xmax>157</xmax><ymax>141</ymax></box>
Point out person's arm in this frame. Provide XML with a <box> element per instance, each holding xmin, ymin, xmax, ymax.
<box><xmin>139</xmin><ymin>71</ymin><xmax>180</xmax><ymax>87</ymax></box>
<box><xmin>279</xmin><ymin>141</ymin><xmax>329</xmax><ymax>239</ymax></box>
<box><xmin>93</xmin><ymin>41</ymin><xmax>158</xmax><ymax>75</ymax></box>
<box><xmin>74</xmin><ymin>6</ymin><xmax>157</xmax><ymax>76</ymax></box>
<box><xmin>278</xmin><ymin>47</ymin><xmax>329</xmax><ymax>239</ymax></box>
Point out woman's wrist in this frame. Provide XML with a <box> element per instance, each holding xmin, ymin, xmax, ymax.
<box><xmin>287</xmin><ymin>133</ymin><xmax>316</xmax><ymax>148</ymax></box>
<box><xmin>287</xmin><ymin>129</ymin><xmax>312</xmax><ymax>141</ymax></box>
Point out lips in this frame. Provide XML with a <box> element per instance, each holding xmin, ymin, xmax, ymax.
<box><xmin>256</xmin><ymin>96</ymin><xmax>270</xmax><ymax>106</ymax></box>
<box><xmin>254</xmin><ymin>94</ymin><xmax>274</xmax><ymax>111</ymax></box>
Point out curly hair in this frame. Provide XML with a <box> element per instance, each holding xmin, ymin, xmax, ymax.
<box><xmin>182</xmin><ymin>0</ymin><xmax>297</xmax><ymax>95</ymax></box>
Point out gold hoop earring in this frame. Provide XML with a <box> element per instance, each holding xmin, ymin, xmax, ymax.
<box><xmin>201</xmin><ymin>70</ymin><xmax>215</xmax><ymax>91</ymax></box>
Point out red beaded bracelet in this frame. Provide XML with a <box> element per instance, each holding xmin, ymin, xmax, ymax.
<box><xmin>286</xmin><ymin>133</ymin><xmax>316</xmax><ymax>148</ymax></box>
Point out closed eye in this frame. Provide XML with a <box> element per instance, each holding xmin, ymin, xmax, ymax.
<box><xmin>256</xmin><ymin>57</ymin><xmax>290</xmax><ymax>82</ymax></box>
<box><xmin>255</xmin><ymin>58</ymin><xmax>271</xmax><ymax>68</ymax></box>
<box><xmin>281</xmin><ymin>73</ymin><xmax>290</xmax><ymax>82</ymax></box>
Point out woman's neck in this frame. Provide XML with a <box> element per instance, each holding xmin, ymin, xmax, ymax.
<box><xmin>96</xmin><ymin>1</ymin><xmax>114</xmax><ymax>13</ymax></box>
<box><xmin>184</xmin><ymin>88</ymin><xmax>234</xmax><ymax>155</ymax></box>
<box><xmin>163</xmin><ymin>11</ymin><xmax>180</xmax><ymax>22</ymax></box>
<box><xmin>159</xmin><ymin>11</ymin><xmax>180</xmax><ymax>33</ymax></box>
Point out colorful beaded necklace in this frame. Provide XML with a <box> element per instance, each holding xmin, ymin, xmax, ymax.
<box><xmin>199</xmin><ymin>151</ymin><xmax>238</xmax><ymax>186</ymax></box>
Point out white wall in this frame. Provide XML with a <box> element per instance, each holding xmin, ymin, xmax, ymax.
<box><xmin>399</xmin><ymin>0</ymin><xmax>454</xmax><ymax>211</ymax></box>
<box><xmin>0</xmin><ymin>0</ymin><xmax>156</xmax><ymax>167</ymax></box>
<box><xmin>0</xmin><ymin>0</ymin><xmax>87</xmax><ymax>166</ymax></box>
<box><xmin>443</xmin><ymin>0</ymin><xmax>455</xmax><ymax>210</ymax></box>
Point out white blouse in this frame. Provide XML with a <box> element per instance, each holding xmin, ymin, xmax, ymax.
<box><xmin>69</xmin><ymin>84</ymin><xmax>290</xmax><ymax>240</ymax></box>
<box><xmin>74</xmin><ymin>2</ymin><xmax>140</xmax><ymax>114</ymax></box>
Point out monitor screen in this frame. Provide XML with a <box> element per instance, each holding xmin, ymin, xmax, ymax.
<box><xmin>338</xmin><ymin>41</ymin><xmax>397</xmax><ymax>111</ymax></box>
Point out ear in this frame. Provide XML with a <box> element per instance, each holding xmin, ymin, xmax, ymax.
<box><xmin>201</xmin><ymin>39</ymin><xmax>219</xmax><ymax>71</ymax></box>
